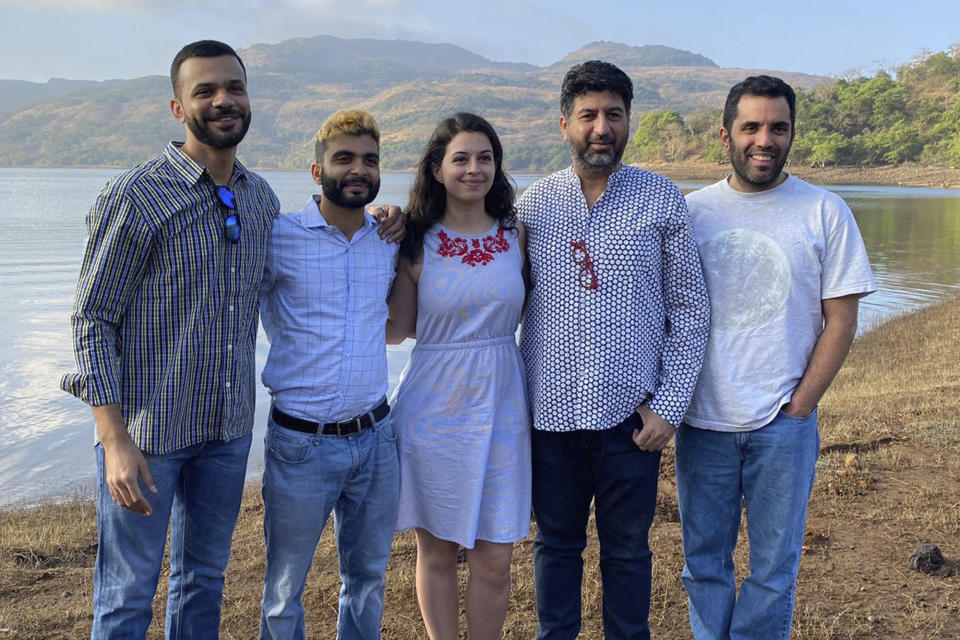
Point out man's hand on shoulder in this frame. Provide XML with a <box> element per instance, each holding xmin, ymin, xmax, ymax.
<box><xmin>368</xmin><ymin>205</ymin><xmax>406</xmax><ymax>244</ymax></box>
<box><xmin>632</xmin><ymin>405</ymin><xmax>675</xmax><ymax>451</ymax></box>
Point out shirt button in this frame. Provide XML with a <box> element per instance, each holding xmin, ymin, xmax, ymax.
<box><xmin>229</xmin><ymin>305</ymin><xmax>234</xmax><ymax>311</ymax></box>
<box><xmin>227</xmin><ymin>344</ymin><xmax>233</xmax><ymax>351</ymax></box>
<box><xmin>230</xmin><ymin>267</ymin><xmax>235</xmax><ymax>273</ymax></box>
<box><xmin>225</xmin><ymin>382</ymin><xmax>232</xmax><ymax>389</ymax></box>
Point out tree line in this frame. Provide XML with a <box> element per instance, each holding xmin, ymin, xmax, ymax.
<box><xmin>625</xmin><ymin>45</ymin><xmax>960</xmax><ymax>168</ymax></box>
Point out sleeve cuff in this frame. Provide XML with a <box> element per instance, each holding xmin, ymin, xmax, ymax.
<box><xmin>60</xmin><ymin>372</ymin><xmax>121</xmax><ymax>407</ymax></box>
<box><xmin>646</xmin><ymin>396</ymin><xmax>685</xmax><ymax>429</ymax></box>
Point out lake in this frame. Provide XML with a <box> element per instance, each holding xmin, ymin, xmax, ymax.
<box><xmin>1</xmin><ymin>168</ymin><xmax>959</xmax><ymax>507</ymax></box>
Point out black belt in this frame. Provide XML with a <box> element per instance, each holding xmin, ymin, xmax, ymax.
<box><xmin>271</xmin><ymin>399</ymin><xmax>390</xmax><ymax>437</ymax></box>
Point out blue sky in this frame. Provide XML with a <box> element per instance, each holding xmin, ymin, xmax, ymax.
<box><xmin>2</xmin><ymin>0</ymin><xmax>958</xmax><ymax>82</ymax></box>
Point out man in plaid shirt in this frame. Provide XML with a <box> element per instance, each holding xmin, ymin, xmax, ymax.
<box><xmin>61</xmin><ymin>40</ymin><xmax>279</xmax><ymax>638</ymax></box>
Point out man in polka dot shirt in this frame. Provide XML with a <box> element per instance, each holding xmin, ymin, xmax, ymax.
<box><xmin>676</xmin><ymin>76</ymin><xmax>875</xmax><ymax>640</ymax></box>
<box><xmin>518</xmin><ymin>60</ymin><xmax>710</xmax><ymax>640</ymax></box>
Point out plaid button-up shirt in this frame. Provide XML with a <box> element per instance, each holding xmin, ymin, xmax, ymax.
<box><xmin>61</xmin><ymin>142</ymin><xmax>280</xmax><ymax>454</ymax></box>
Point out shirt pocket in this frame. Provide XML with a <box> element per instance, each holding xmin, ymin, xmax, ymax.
<box><xmin>266</xmin><ymin>423</ymin><xmax>312</xmax><ymax>464</ymax></box>
<box><xmin>152</xmin><ymin>206</ymin><xmax>217</xmax><ymax>281</ymax></box>
<box><xmin>597</xmin><ymin>227</ymin><xmax>660</xmax><ymax>285</ymax></box>
<box><xmin>353</xmin><ymin>248</ymin><xmax>396</xmax><ymax>315</ymax></box>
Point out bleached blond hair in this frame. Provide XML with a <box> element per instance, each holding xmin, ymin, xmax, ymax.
<box><xmin>315</xmin><ymin>109</ymin><xmax>380</xmax><ymax>161</ymax></box>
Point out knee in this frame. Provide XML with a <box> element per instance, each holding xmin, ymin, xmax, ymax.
<box><xmin>417</xmin><ymin>545</ymin><xmax>459</xmax><ymax>574</ymax></box>
<box><xmin>467</xmin><ymin>545</ymin><xmax>513</xmax><ymax>588</ymax></box>
<box><xmin>468</xmin><ymin>559</ymin><xmax>511</xmax><ymax>592</ymax></box>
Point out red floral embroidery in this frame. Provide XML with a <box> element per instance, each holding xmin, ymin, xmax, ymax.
<box><xmin>483</xmin><ymin>227</ymin><xmax>510</xmax><ymax>253</ymax></box>
<box><xmin>437</xmin><ymin>231</ymin><xmax>468</xmax><ymax>257</ymax></box>
<box><xmin>437</xmin><ymin>227</ymin><xmax>510</xmax><ymax>267</ymax></box>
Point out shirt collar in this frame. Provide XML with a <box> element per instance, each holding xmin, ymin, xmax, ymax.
<box><xmin>163</xmin><ymin>141</ymin><xmax>249</xmax><ymax>188</ymax></box>
<box><xmin>564</xmin><ymin>162</ymin><xmax>627</xmax><ymax>187</ymax></box>
<box><xmin>299</xmin><ymin>195</ymin><xmax>377</xmax><ymax>231</ymax></box>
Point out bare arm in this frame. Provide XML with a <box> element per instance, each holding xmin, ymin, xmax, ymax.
<box><xmin>782</xmin><ymin>294</ymin><xmax>861</xmax><ymax>417</ymax></box>
<box><xmin>386</xmin><ymin>256</ymin><xmax>420</xmax><ymax>344</ymax></box>
<box><xmin>93</xmin><ymin>404</ymin><xmax>156</xmax><ymax>516</ymax></box>
<box><xmin>516</xmin><ymin>220</ymin><xmax>532</xmax><ymax>316</ymax></box>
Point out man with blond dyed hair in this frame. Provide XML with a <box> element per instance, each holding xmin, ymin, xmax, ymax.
<box><xmin>259</xmin><ymin>109</ymin><xmax>400</xmax><ymax>640</ymax></box>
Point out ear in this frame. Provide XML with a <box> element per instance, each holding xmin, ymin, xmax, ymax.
<box><xmin>559</xmin><ymin>115</ymin><xmax>569</xmax><ymax>142</ymax></box>
<box><xmin>431</xmin><ymin>163</ymin><xmax>442</xmax><ymax>184</ymax></box>
<box><xmin>170</xmin><ymin>98</ymin><xmax>186</xmax><ymax>124</ymax></box>
<box><xmin>719</xmin><ymin>126</ymin><xmax>731</xmax><ymax>154</ymax></box>
<box><xmin>310</xmin><ymin>163</ymin><xmax>323</xmax><ymax>186</ymax></box>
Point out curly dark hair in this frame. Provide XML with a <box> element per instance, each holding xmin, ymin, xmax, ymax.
<box><xmin>401</xmin><ymin>113</ymin><xmax>516</xmax><ymax>261</ymax></box>
<box><xmin>560</xmin><ymin>60</ymin><xmax>633</xmax><ymax>119</ymax></box>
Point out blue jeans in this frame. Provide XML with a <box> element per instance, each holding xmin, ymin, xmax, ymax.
<box><xmin>531</xmin><ymin>413</ymin><xmax>661</xmax><ymax>640</ymax></box>
<box><xmin>674</xmin><ymin>411</ymin><xmax>820</xmax><ymax>640</ymax></box>
<box><xmin>91</xmin><ymin>433</ymin><xmax>251</xmax><ymax>640</ymax></box>
<box><xmin>260</xmin><ymin>412</ymin><xmax>399</xmax><ymax>640</ymax></box>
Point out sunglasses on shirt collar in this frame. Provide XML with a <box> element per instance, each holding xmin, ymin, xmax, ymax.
<box><xmin>216</xmin><ymin>186</ymin><xmax>241</xmax><ymax>244</ymax></box>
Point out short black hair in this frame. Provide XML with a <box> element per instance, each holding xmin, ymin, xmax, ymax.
<box><xmin>170</xmin><ymin>40</ymin><xmax>246</xmax><ymax>96</ymax></box>
<box><xmin>722</xmin><ymin>75</ymin><xmax>796</xmax><ymax>131</ymax></box>
<box><xmin>560</xmin><ymin>60</ymin><xmax>634</xmax><ymax>118</ymax></box>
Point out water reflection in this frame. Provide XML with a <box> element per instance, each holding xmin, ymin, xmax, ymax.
<box><xmin>1</xmin><ymin>170</ymin><xmax>958</xmax><ymax>506</ymax></box>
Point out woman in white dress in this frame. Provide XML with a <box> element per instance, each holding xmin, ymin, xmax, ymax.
<box><xmin>386</xmin><ymin>113</ymin><xmax>530</xmax><ymax>640</ymax></box>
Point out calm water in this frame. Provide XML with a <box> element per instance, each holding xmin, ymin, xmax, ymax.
<box><xmin>1</xmin><ymin>168</ymin><xmax>959</xmax><ymax>507</ymax></box>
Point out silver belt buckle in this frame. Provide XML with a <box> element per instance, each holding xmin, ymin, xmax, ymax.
<box><xmin>336</xmin><ymin>416</ymin><xmax>362</xmax><ymax>436</ymax></box>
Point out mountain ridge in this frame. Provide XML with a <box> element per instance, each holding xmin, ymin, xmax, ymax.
<box><xmin>0</xmin><ymin>35</ymin><xmax>826</xmax><ymax>171</ymax></box>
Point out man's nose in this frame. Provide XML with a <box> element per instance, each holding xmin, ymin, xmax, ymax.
<box><xmin>212</xmin><ymin>88</ymin><xmax>234</xmax><ymax>108</ymax></box>
<box><xmin>593</xmin><ymin>114</ymin><xmax>611</xmax><ymax>136</ymax></box>
<box><xmin>756</xmin><ymin>126</ymin><xmax>774</xmax><ymax>147</ymax></box>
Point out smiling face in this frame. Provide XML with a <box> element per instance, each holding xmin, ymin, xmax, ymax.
<box><xmin>721</xmin><ymin>94</ymin><xmax>795</xmax><ymax>192</ymax></box>
<box><xmin>170</xmin><ymin>54</ymin><xmax>251</xmax><ymax>152</ymax></box>
<box><xmin>312</xmin><ymin>134</ymin><xmax>381</xmax><ymax>209</ymax></box>
<box><xmin>560</xmin><ymin>90</ymin><xmax>629</xmax><ymax>175</ymax></box>
<box><xmin>433</xmin><ymin>131</ymin><xmax>495</xmax><ymax>207</ymax></box>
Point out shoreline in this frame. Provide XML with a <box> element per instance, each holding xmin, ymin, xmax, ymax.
<box><xmin>637</xmin><ymin>161</ymin><xmax>960</xmax><ymax>190</ymax></box>
<box><xmin>2</xmin><ymin>295</ymin><xmax>959</xmax><ymax>638</ymax></box>
<box><xmin>4</xmin><ymin>163</ymin><xmax>960</xmax><ymax>190</ymax></box>
<box><xmin>0</xmin><ymin>290</ymin><xmax>949</xmax><ymax>513</ymax></box>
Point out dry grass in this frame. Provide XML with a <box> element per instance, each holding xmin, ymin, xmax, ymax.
<box><xmin>2</xmin><ymin>297</ymin><xmax>959</xmax><ymax>639</ymax></box>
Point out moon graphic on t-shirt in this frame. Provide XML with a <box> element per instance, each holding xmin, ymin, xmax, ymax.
<box><xmin>700</xmin><ymin>229</ymin><xmax>791</xmax><ymax>332</ymax></box>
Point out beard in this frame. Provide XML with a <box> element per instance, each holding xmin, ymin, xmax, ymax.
<box><xmin>185</xmin><ymin>106</ymin><xmax>251</xmax><ymax>150</ymax></box>
<box><xmin>570</xmin><ymin>132</ymin><xmax>627</xmax><ymax>171</ymax></box>
<box><xmin>320</xmin><ymin>169</ymin><xmax>381</xmax><ymax>208</ymax></box>
<box><xmin>728</xmin><ymin>141</ymin><xmax>790</xmax><ymax>189</ymax></box>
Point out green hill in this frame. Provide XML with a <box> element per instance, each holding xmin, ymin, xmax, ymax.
<box><xmin>0</xmin><ymin>35</ymin><xmax>826</xmax><ymax>171</ymax></box>
<box><xmin>626</xmin><ymin>45</ymin><xmax>960</xmax><ymax>170</ymax></box>
<box><xmin>0</xmin><ymin>78</ymin><xmax>126</xmax><ymax>114</ymax></box>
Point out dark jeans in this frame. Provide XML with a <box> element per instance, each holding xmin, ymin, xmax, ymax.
<box><xmin>532</xmin><ymin>413</ymin><xmax>662</xmax><ymax>640</ymax></box>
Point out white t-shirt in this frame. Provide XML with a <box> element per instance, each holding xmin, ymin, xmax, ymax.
<box><xmin>684</xmin><ymin>175</ymin><xmax>876</xmax><ymax>432</ymax></box>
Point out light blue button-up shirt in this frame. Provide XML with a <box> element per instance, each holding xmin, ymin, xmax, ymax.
<box><xmin>259</xmin><ymin>195</ymin><xmax>398</xmax><ymax>422</ymax></box>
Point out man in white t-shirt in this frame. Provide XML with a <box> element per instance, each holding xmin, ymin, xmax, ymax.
<box><xmin>677</xmin><ymin>76</ymin><xmax>876</xmax><ymax>640</ymax></box>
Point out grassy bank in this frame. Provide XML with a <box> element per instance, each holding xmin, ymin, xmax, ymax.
<box><xmin>639</xmin><ymin>161</ymin><xmax>960</xmax><ymax>190</ymax></box>
<box><xmin>2</xmin><ymin>298</ymin><xmax>958</xmax><ymax>639</ymax></box>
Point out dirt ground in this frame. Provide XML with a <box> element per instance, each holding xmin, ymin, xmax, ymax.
<box><xmin>1</xmin><ymin>298</ymin><xmax>958</xmax><ymax>639</ymax></box>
